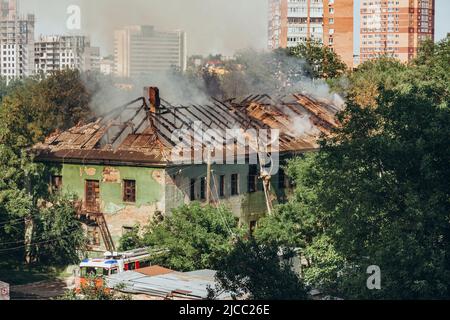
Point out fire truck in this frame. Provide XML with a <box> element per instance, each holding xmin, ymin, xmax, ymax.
<box><xmin>77</xmin><ymin>248</ymin><xmax>165</xmax><ymax>288</ymax></box>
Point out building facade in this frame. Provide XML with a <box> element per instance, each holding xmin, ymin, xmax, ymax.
<box><xmin>33</xmin><ymin>87</ymin><xmax>339</xmax><ymax>251</ymax></box>
<box><xmin>35</xmin><ymin>35</ymin><xmax>100</xmax><ymax>76</ymax></box>
<box><xmin>268</xmin><ymin>0</ymin><xmax>354</xmax><ymax>68</ymax></box>
<box><xmin>0</xmin><ymin>0</ymin><xmax>35</xmax><ymax>82</ymax></box>
<box><xmin>360</xmin><ymin>0</ymin><xmax>435</xmax><ymax>64</ymax></box>
<box><xmin>114</xmin><ymin>25</ymin><xmax>187</xmax><ymax>78</ymax></box>
<box><xmin>99</xmin><ymin>56</ymin><xmax>114</xmax><ymax>75</ymax></box>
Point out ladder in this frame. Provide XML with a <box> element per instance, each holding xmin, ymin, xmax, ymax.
<box><xmin>95</xmin><ymin>213</ymin><xmax>116</xmax><ymax>252</ymax></box>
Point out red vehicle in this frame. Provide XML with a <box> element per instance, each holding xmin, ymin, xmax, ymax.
<box><xmin>77</xmin><ymin>248</ymin><xmax>157</xmax><ymax>289</ymax></box>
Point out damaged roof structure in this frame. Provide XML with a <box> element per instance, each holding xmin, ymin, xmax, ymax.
<box><xmin>31</xmin><ymin>87</ymin><xmax>342</xmax><ymax>252</ymax></box>
<box><xmin>33</xmin><ymin>87</ymin><xmax>341</xmax><ymax>166</ymax></box>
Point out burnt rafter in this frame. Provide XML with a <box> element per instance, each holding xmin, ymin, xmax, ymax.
<box><xmin>33</xmin><ymin>87</ymin><xmax>342</xmax><ymax>166</ymax></box>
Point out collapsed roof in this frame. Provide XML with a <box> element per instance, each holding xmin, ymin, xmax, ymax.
<box><xmin>33</xmin><ymin>87</ymin><xmax>341</xmax><ymax>167</ymax></box>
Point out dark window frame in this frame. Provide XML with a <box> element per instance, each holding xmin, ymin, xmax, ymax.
<box><xmin>123</xmin><ymin>179</ymin><xmax>137</xmax><ymax>203</ymax></box>
<box><xmin>219</xmin><ymin>175</ymin><xmax>226</xmax><ymax>198</ymax></box>
<box><xmin>87</xmin><ymin>225</ymin><xmax>101</xmax><ymax>247</ymax></box>
<box><xmin>248</xmin><ymin>165</ymin><xmax>258</xmax><ymax>193</ymax></box>
<box><xmin>190</xmin><ymin>179</ymin><xmax>196</xmax><ymax>201</ymax></box>
<box><xmin>85</xmin><ymin>180</ymin><xmax>100</xmax><ymax>212</ymax></box>
<box><xmin>231</xmin><ymin>174</ymin><xmax>239</xmax><ymax>196</ymax></box>
<box><xmin>200</xmin><ymin>177</ymin><xmax>206</xmax><ymax>200</ymax></box>
<box><xmin>250</xmin><ymin>220</ymin><xmax>257</xmax><ymax>235</ymax></box>
<box><xmin>51</xmin><ymin>175</ymin><xmax>63</xmax><ymax>193</ymax></box>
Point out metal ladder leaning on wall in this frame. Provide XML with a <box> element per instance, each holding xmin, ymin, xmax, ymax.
<box><xmin>95</xmin><ymin>213</ymin><xmax>116</xmax><ymax>253</ymax></box>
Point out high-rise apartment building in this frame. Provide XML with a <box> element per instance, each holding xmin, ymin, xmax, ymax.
<box><xmin>268</xmin><ymin>0</ymin><xmax>354</xmax><ymax>68</ymax></box>
<box><xmin>360</xmin><ymin>0</ymin><xmax>435</xmax><ymax>64</ymax></box>
<box><xmin>34</xmin><ymin>35</ymin><xmax>100</xmax><ymax>76</ymax></box>
<box><xmin>114</xmin><ymin>25</ymin><xmax>187</xmax><ymax>78</ymax></box>
<box><xmin>0</xmin><ymin>0</ymin><xmax>35</xmax><ymax>82</ymax></box>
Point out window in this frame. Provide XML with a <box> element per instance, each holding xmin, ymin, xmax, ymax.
<box><xmin>219</xmin><ymin>175</ymin><xmax>225</xmax><ymax>198</ymax></box>
<box><xmin>248</xmin><ymin>165</ymin><xmax>258</xmax><ymax>193</ymax></box>
<box><xmin>85</xmin><ymin>180</ymin><xmax>100</xmax><ymax>212</ymax></box>
<box><xmin>87</xmin><ymin>226</ymin><xmax>101</xmax><ymax>247</ymax></box>
<box><xmin>190</xmin><ymin>179</ymin><xmax>196</xmax><ymax>201</ymax></box>
<box><xmin>200</xmin><ymin>177</ymin><xmax>206</xmax><ymax>200</ymax></box>
<box><xmin>123</xmin><ymin>180</ymin><xmax>136</xmax><ymax>203</ymax></box>
<box><xmin>250</xmin><ymin>221</ymin><xmax>257</xmax><ymax>235</ymax></box>
<box><xmin>51</xmin><ymin>175</ymin><xmax>63</xmax><ymax>193</ymax></box>
<box><xmin>122</xmin><ymin>226</ymin><xmax>134</xmax><ymax>236</ymax></box>
<box><xmin>231</xmin><ymin>174</ymin><xmax>239</xmax><ymax>196</ymax></box>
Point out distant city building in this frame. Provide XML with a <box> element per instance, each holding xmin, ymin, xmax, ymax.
<box><xmin>99</xmin><ymin>56</ymin><xmax>114</xmax><ymax>75</ymax></box>
<box><xmin>83</xmin><ymin>46</ymin><xmax>100</xmax><ymax>72</ymax></box>
<box><xmin>35</xmin><ymin>35</ymin><xmax>100</xmax><ymax>76</ymax></box>
<box><xmin>0</xmin><ymin>0</ymin><xmax>35</xmax><ymax>82</ymax></box>
<box><xmin>268</xmin><ymin>0</ymin><xmax>354</xmax><ymax>68</ymax></box>
<box><xmin>360</xmin><ymin>0</ymin><xmax>435</xmax><ymax>64</ymax></box>
<box><xmin>114</xmin><ymin>25</ymin><xmax>187</xmax><ymax>78</ymax></box>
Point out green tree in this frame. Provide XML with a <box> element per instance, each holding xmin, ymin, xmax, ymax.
<box><xmin>32</xmin><ymin>195</ymin><xmax>87</xmax><ymax>266</ymax></box>
<box><xmin>0</xmin><ymin>70</ymin><xmax>92</xmax><ymax>267</ymax></box>
<box><xmin>118</xmin><ymin>225</ymin><xmax>144</xmax><ymax>252</ymax></box>
<box><xmin>257</xmin><ymin>39</ymin><xmax>450</xmax><ymax>299</ymax></box>
<box><xmin>255</xmin><ymin>155</ymin><xmax>346</xmax><ymax>292</ymax></box>
<box><xmin>140</xmin><ymin>203</ymin><xmax>243</xmax><ymax>271</ymax></box>
<box><xmin>288</xmin><ymin>40</ymin><xmax>347</xmax><ymax>79</ymax></box>
<box><xmin>210</xmin><ymin>238</ymin><xmax>308</xmax><ymax>300</ymax></box>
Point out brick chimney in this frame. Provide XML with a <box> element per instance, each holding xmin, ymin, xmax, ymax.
<box><xmin>144</xmin><ymin>86</ymin><xmax>161</xmax><ymax>114</ymax></box>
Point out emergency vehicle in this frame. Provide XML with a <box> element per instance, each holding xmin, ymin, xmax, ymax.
<box><xmin>77</xmin><ymin>247</ymin><xmax>165</xmax><ymax>288</ymax></box>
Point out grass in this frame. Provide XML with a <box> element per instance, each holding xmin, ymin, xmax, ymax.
<box><xmin>0</xmin><ymin>262</ymin><xmax>70</xmax><ymax>286</ymax></box>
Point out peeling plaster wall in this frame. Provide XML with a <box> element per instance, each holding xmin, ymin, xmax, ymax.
<box><xmin>53</xmin><ymin>161</ymin><xmax>288</xmax><ymax>247</ymax></box>
<box><xmin>166</xmin><ymin>164</ymin><xmax>276</xmax><ymax>225</ymax></box>
<box><xmin>61</xmin><ymin>164</ymin><xmax>166</xmax><ymax>244</ymax></box>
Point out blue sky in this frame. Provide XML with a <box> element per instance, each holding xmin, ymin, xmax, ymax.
<box><xmin>354</xmin><ymin>0</ymin><xmax>450</xmax><ymax>54</ymax></box>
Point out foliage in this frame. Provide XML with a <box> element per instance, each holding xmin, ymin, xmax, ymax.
<box><xmin>32</xmin><ymin>195</ymin><xmax>87</xmax><ymax>266</ymax></box>
<box><xmin>0</xmin><ymin>70</ymin><xmax>92</xmax><ymax>152</ymax></box>
<box><xmin>0</xmin><ymin>70</ymin><xmax>92</xmax><ymax>268</ymax></box>
<box><xmin>59</xmin><ymin>274</ymin><xmax>131</xmax><ymax>301</ymax></box>
<box><xmin>255</xmin><ymin>155</ymin><xmax>346</xmax><ymax>292</ymax></box>
<box><xmin>288</xmin><ymin>40</ymin><xmax>348</xmax><ymax>79</ymax></box>
<box><xmin>210</xmin><ymin>238</ymin><xmax>308</xmax><ymax>300</ymax></box>
<box><xmin>118</xmin><ymin>225</ymin><xmax>144</xmax><ymax>252</ymax></box>
<box><xmin>256</xmin><ymin>39</ymin><xmax>450</xmax><ymax>299</ymax></box>
<box><xmin>139</xmin><ymin>203</ymin><xmax>243</xmax><ymax>271</ymax></box>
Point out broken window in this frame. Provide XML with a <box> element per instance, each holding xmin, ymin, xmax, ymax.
<box><xmin>231</xmin><ymin>174</ymin><xmax>239</xmax><ymax>196</ymax></box>
<box><xmin>51</xmin><ymin>175</ymin><xmax>63</xmax><ymax>193</ymax></box>
<box><xmin>123</xmin><ymin>180</ymin><xmax>136</xmax><ymax>203</ymax></box>
<box><xmin>248</xmin><ymin>165</ymin><xmax>258</xmax><ymax>193</ymax></box>
<box><xmin>85</xmin><ymin>180</ymin><xmax>100</xmax><ymax>212</ymax></box>
<box><xmin>200</xmin><ymin>177</ymin><xmax>206</xmax><ymax>200</ymax></box>
<box><xmin>250</xmin><ymin>220</ymin><xmax>257</xmax><ymax>235</ymax></box>
<box><xmin>87</xmin><ymin>225</ymin><xmax>101</xmax><ymax>247</ymax></box>
<box><xmin>190</xmin><ymin>179</ymin><xmax>196</xmax><ymax>201</ymax></box>
<box><xmin>122</xmin><ymin>226</ymin><xmax>134</xmax><ymax>236</ymax></box>
<box><xmin>219</xmin><ymin>175</ymin><xmax>225</xmax><ymax>198</ymax></box>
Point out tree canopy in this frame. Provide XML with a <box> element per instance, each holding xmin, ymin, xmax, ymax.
<box><xmin>0</xmin><ymin>70</ymin><xmax>93</xmax><ymax>268</ymax></box>
<box><xmin>130</xmin><ymin>203</ymin><xmax>244</xmax><ymax>272</ymax></box>
<box><xmin>255</xmin><ymin>39</ymin><xmax>450</xmax><ymax>299</ymax></box>
<box><xmin>210</xmin><ymin>238</ymin><xmax>308</xmax><ymax>300</ymax></box>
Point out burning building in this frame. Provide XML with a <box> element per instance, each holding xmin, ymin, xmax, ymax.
<box><xmin>33</xmin><ymin>87</ymin><xmax>340</xmax><ymax>251</ymax></box>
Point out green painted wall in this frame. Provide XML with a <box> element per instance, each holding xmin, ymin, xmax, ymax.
<box><xmin>61</xmin><ymin>164</ymin><xmax>165</xmax><ymax>214</ymax></box>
